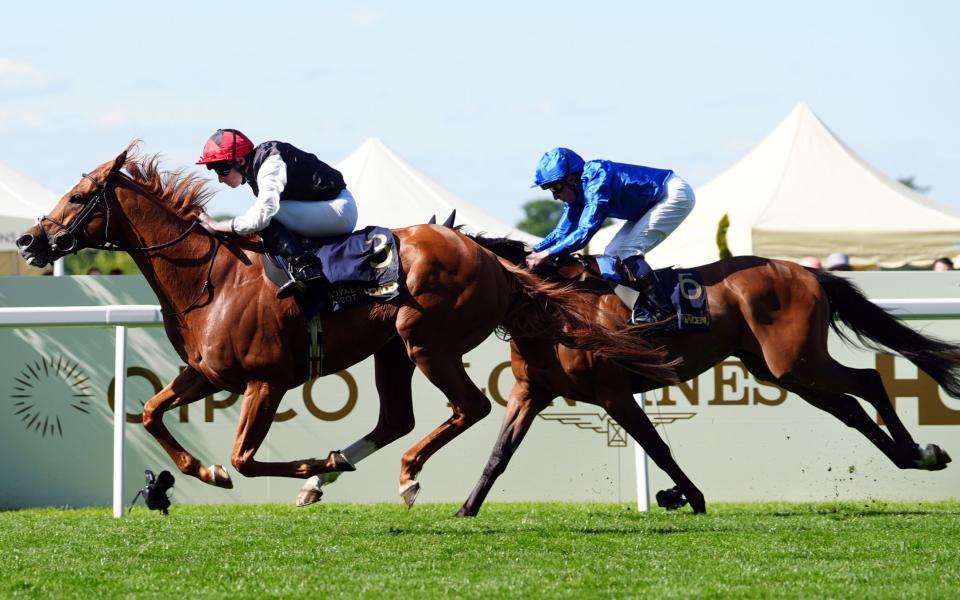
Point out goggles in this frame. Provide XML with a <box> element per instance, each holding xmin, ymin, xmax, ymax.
<box><xmin>209</xmin><ymin>162</ymin><xmax>234</xmax><ymax>177</ymax></box>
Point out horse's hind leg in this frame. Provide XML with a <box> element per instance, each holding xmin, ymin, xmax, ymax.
<box><xmin>142</xmin><ymin>366</ymin><xmax>230</xmax><ymax>487</ymax></box>
<box><xmin>398</xmin><ymin>351</ymin><xmax>492</xmax><ymax>508</ymax></box>
<box><xmin>814</xmin><ymin>361</ymin><xmax>951</xmax><ymax>470</ymax></box>
<box><xmin>741</xmin><ymin>354</ymin><xmax>950</xmax><ymax>471</ymax></box>
<box><xmin>456</xmin><ymin>381</ymin><xmax>552</xmax><ymax>517</ymax></box>
<box><xmin>297</xmin><ymin>336</ymin><xmax>417</xmax><ymax>506</ymax></box>
<box><xmin>603</xmin><ymin>389</ymin><xmax>706</xmax><ymax>513</ymax></box>
<box><xmin>230</xmin><ymin>380</ymin><xmax>352</xmax><ymax>479</ymax></box>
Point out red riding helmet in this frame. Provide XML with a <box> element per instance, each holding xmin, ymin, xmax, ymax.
<box><xmin>196</xmin><ymin>128</ymin><xmax>255</xmax><ymax>165</ymax></box>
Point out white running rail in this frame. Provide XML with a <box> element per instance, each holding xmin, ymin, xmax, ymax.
<box><xmin>0</xmin><ymin>305</ymin><xmax>164</xmax><ymax>518</ymax></box>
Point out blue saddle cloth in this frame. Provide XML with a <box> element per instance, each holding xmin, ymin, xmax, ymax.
<box><xmin>268</xmin><ymin>226</ymin><xmax>401</xmax><ymax>319</ymax></box>
<box><xmin>653</xmin><ymin>267</ymin><xmax>710</xmax><ymax>331</ymax></box>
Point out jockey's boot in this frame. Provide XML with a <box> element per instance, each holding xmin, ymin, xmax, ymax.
<box><xmin>259</xmin><ymin>222</ymin><xmax>329</xmax><ymax>300</ymax></box>
<box><xmin>617</xmin><ymin>254</ymin><xmax>673</xmax><ymax>324</ymax></box>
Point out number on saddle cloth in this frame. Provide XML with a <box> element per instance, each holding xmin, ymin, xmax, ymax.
<box><xmin>262</xmin><ymin>226</ymin><xmax>401</xmax><ymax>318</ymax></box>
<box><xmin>594</xmin><ymin>255</ymin><xmax>710</xmax><ymax>331</ymax></box>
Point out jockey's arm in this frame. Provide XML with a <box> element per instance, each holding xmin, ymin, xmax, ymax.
<box><xmin>533</xmin><ymin>165</ymin><xmax>611</xmax><ymax>261</ymax></box>
<box><xmin>230</xmin><ymin>154</ymin><xmax>287</xmax><ymax>236</ymax></box>
<box><xmin>197</xmin><ymin>212</ymin><xmax>234</xmax><ymax>234</ymax></box>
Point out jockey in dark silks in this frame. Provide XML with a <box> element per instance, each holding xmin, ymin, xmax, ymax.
<box><xmin>525</xmin><ymin>147</ymin><xmax>696</xmax><ymax>322</ymax></box>
<box><xmin>195</xmin><ymin>129</ymin><xmax>357</xmax><ymax>299</ymax></box>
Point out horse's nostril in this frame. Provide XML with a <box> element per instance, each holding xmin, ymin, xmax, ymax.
<box><xmin>16</xmin><ymin>234</ymin><xmax>34</xmax><ymax>249</ymax></box>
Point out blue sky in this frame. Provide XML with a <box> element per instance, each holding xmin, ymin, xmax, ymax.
<box><xmin>1</xmin><ymin>1</ymin><xmax>957</xmax><ymax>224</ymax></box>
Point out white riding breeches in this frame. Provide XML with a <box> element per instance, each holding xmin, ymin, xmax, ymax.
<box><xmin>272</xmin><ymin>189</ymin><xmax>359</xmax><ymax>238</ymax></box>
<box><xmin>604</xmin><ymin>174</ymin><xmax>695</xmax><ymax>259</ymax></box>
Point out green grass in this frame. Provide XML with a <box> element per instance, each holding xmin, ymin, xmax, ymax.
<box><xmin>2</xmin><ymin>501</ymin><xmax>959</xmax><ymax>598</ymax></box>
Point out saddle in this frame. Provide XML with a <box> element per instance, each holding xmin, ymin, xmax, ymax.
<box><xmin>261</xmin><ymin>225</ymin><xmax>401</xmax><ymax>319</ymax></box>
<box><xmin>560</xmin><ymin>256</ymin><xmax>711</xmax><ymax>332</ymax></box>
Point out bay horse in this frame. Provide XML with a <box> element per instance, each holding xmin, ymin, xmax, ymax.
<box><xmin>15</xmin><ymin>145</ymin><xmax>676</xmax><ymax>506</ymax></box>
<box><xmin>454</xmin><ymin>235</ymin><xmax>956</xmax><ymax>516</ymax></box>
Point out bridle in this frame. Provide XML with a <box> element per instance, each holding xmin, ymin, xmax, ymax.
<box><xmin>35</xmin><ymin>169</ymin><xmax>222</xmax><ymax>317</ymax></box>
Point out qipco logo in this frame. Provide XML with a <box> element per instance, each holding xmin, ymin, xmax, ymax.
<box><xmin>106</xmin><ymin>366</ymin><xmax>358</xmax><ymax>423</ymax></box>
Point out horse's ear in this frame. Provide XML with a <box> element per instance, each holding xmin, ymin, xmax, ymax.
<box><xmin>442</xmin><ymin>209</ymin><xmax>457</xmax><ymax>228</ymax></box>
<box><xmin>109</xmin><ymin>150</ymin><xmax>128</xmax><ymax>174</ymax></box>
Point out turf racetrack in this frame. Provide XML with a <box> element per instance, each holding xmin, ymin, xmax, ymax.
<box><xmin>2</xmin><ymin>501</ymin><xmax>958</xmax><ymax>598</ymax></box>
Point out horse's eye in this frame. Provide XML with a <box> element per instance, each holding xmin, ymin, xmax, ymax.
<box><xmin>70</xmin><ymin>194</ymin><xmax>84</xmax><ymax>203</ymax></box>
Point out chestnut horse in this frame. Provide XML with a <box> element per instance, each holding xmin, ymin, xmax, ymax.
<box><xmin>455</xmin><ymin>235</ymin><xmax>956</xmax><ymax>516</ymax></box>
<box><xmin>16</xmin><ymin>146</ymin><xmax>677</xmax><ymax>505</ymax></box>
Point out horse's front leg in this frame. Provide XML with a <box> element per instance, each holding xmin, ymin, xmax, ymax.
<box><xmin>142</xmin><ymin>366</ymin><xmax>231</xmax><ymax>487</ymax></box>
<box><xmin>397</xmin><ymin>347</ymin><xmax>492</xmax><ymax>508</ymax></box>
<box><xmin>604</xmin><ymin>387</ymin><xmax>706</xmax><ymax>513</ymax></box>
<box><xmin>297</xmin><ymin>335</ymin><xmax>416</xmax><ymax>506</ymax></box>
<box><xmin>230</xmin><ymin>380</ymin><xmax>351</xmax><ymax>479</ymax></box>
<box><xmin>457</xmin><ymin>380</ymin><xmax>552</xmax><ymax>517</ymax></box>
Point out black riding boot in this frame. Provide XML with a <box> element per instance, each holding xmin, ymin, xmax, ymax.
<box><xmin>259</xmin><ymin>222</ymin><xmax>328</xmax><ymax>299</ymax></box>
<box><xmin>617</xmin><ymin>255</ymin><xmax>673</xmax><ymax>323</ymax></box>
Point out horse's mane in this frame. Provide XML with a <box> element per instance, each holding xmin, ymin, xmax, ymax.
<box><xmin>461</xmin><ymin>229</ymin><xmax>529</xmax><ymax>266</ymax></box>
<box><xmin>120</xmin><ymin>141</ymin><xmax>215</xmax><ymax>217</ymax></box>
<box><xmin>463</xmin><ymin>229</ymin><xmax>603</xmax><ymax>288</ymax></box>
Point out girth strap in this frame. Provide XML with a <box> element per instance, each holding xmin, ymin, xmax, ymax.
<box><xmin>309</xmin><ymin>316</ymin><xmax>323</xmax><ymax>379</ymax></box>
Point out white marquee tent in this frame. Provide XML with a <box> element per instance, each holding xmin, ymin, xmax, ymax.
<box><xmin>590</xmin><ymin>103</ymin><xmax>960</xmax><ymax>268</ymax></box>
<box><xmin>0</xmin><ymin>161</ymin><xmax>57</xmax><ymax>274</ymax></box>
<box><xmin>336</xmin><ymin>138</ymin><xmax>538</xmax><ymax>244</ymax></box>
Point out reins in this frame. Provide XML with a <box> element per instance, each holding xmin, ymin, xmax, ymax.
<box><xmin>38</xmin><ymin>169</ymin><xmax>223</xmax><ymax>317</ymax></box>
<box><xmin>111</xmin><ymin>172</ymin><xmax>224</xmax><ymax>317</ymax></box>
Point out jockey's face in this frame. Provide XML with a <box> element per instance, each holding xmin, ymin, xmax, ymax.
<box><xmin>547</xmin><ymin>174</ymin><xmax>581</xmax><ymax>204</ymax></box>
<box><xmin>217</xmin><ymin>161</ymin><xmax>244</xmax><ymax>188</ymax></box>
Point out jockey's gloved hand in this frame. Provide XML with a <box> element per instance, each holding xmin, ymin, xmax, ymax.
<box><xmin>197</xmin><ymin>212</ymin><xmax>234</xmax><ymax>236</ymax></box>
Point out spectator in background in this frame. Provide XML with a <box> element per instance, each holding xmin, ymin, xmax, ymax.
<box><xmin>108</xmin><ymin>268</ymin><xmax>124</xmax><ymax>275</ymax></box>
<box><xmin>933</xmin><ymin>257</ymin><xmax>954</xmax><ymax>272</ymax></box>
<box><xmin>825</xmin><ymin>252</ymin><xmax>852</xmax><ymax>271</ymax></box>
<box><xmin>799</xmin><ymin>256</ymin><xmax>822</xmax><ymax>269</ymax></box>
<box><xmin>86</xmin><ymin>267</ymin><xmax>102</xmax><ymax>276</ymax></box>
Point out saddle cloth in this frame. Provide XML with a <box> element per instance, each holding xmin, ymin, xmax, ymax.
<box><xmin>613</xmin><ymin>267</ymin><xmax>710</xmax><ymax>331</ymax></box>
<box><xmin>262</xmin><ymin>225</ymin><xmax>401</xmax><ymax>319</ymax></box>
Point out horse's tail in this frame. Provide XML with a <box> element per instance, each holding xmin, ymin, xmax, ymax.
<box><xmin>812</xmin><ymin>269</ymin><xmax>960</xmax><ymax>396</ymax></box>
<box><xmin>499</xmin><ymin>261</ymin><xmax>680</xmax><ymax>383</ymax></box>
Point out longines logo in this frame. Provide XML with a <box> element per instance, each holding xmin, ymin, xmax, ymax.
<box><xmin>508</xmin><ymin>355</ymin><xmax>960</xmax><ymax>447</ymax></box>
<box><xmin>9</xmin><ymin>355</ymin><xmax>93</xmax><ymax>438</ymax></box>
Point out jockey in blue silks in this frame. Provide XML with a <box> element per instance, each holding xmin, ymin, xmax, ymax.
<box><xmin>525</xmin><ymin>147</ymin><xmax>696</xmax><ymax>322</ymax></box>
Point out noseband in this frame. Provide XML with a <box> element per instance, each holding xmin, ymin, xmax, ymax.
<box><xmin>36</xmin><ymin>173</ymin><xmax>115</xmax><ymax>254</ymax></box>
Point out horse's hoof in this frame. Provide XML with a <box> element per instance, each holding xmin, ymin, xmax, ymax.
<box><xmin>916</xmin><ymin>444</ymin><xmax>952</xmax><ymax>470</ymax></box>
<box><xmin>455</xmin><ymin>505</ymin><xmax>476</xmax><ymax>518</ymax></box>
<box><xmin>399</xmin><ymin>481</ymin><xmax>421</xmax><ymax>509</ymax></box>
<box><xmin>688</xmin><ymin>496</ymin><xmax>707</xmax><ymax>514</ymax></box>
<box><xmin>297</xmin><ymin>476</ymin><xmax>323</xmax><ymax>508</ymax></box>
<box><xmin>655</xmin><ymin>486</ymin><xmax>688</xmax><ymax>511</ymax></box>
<box><xmin>207</xmin><ymin>464</ymin><xmax>233</xmax><ymax>489</ymax></box>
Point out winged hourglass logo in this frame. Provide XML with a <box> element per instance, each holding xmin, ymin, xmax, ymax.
<box><xmin>538</xmin><ymin>411</ymin><xmax>696</xmax><ymax>447</ymax></box>
<box><xmin>9</xmin><ymin>356</ymin><xmax>94</xmax><ymax>439</ymax></box>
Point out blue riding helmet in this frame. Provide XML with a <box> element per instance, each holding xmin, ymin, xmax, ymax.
<box><xmin>531</xmin><ymin>147</ymin><xmax>585</xmax><ymax>188</ymax></box>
